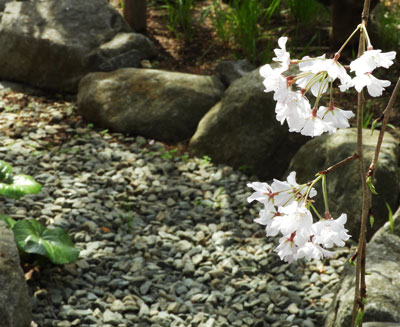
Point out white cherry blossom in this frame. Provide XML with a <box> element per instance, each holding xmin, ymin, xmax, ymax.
<box><xmin>275</xmin><ymin>235</ymin><xmax>299</xmax><ymax>263</ymax></box>
<box><xmin>259</xmin><ymin>64</ymin><xmax>290</xmax><ymax>102</ymax></box>
<box><xmin>352</xmin><ymin>73</ymin><xmax>391</xmax><ymax>97</ymax></box>
<box><xmin>247</xmin><ymin>182</ymin><xmax>274</xmax><ymax>204</ymax></box>
<box><xmin>272</xmin><ymin>36</ymin><xmax>291</xmax><ymax>71</ymax></box>
<box><xmin>350</xmin><ymin>49</ymin><xmax>396</xmax><ymax>75</ymax></box>
<box><xmin>253</xmin><ymin>201</ymin><xmax>277</xmax><ymax>227</ymax></box>
<box><xmin>295</xmin><ymin>73</ymin><xmax>329</xmax><ymax>97</ymax></box>
<box><xmin>296</xmin><ymin>242</ymin><xmax>335</xmax><ymax>260</ymax></box>
<box><xmin>271</xmin><ymin>171</ymin><xmax>316</xmax><ymax>207</ymax></box>
<box><xmin>312</xmin><ymin>213</ymin><xmax>350</xmax><ymax>248</ymax></box>
<box><xmin>275</xmin><ymin>91</ymin><xmax>310</xmax><ymax>132</ymax></box>
<box><xmin>301</xmin><ymin>113</ymin><xmax>336</xmax><ymax>137</ymax></box>
<box><xmin>270</xmin><ymin>202</ymin><xmax>314</xmax><ymax>244</ymax></box>
<box><xmin>317</xmin><ymin>105</ymin><xmax>355</xmax><ymax>129</ymax></box>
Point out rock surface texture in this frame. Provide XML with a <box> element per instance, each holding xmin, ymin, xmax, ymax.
<box><xmin>189</xmin><ymin>68</ymin><xmax>308</xmax><ymax>180</ymax></box>
<box><xmin>0</xmin><ymin>0</ymin><xmax>156</xmax><ymax>92</ymax></box>
<box><xmin>325</xmin><ymin>209</ymin><xmax>400</xmax><ymax>327</ymax></box>
<box><xmin>0</xmin><ymin>221</ymin><xmax>32</xmax><ymax>327</ymax></box>
<box><xmin>77</xmin><ymin>68</ymin><xmax>225</xmax><ymax>143</ymax></box>
<box><xmin>288</xmin><ymin>128</ymin><xmax>399</xmax><ymax>240</ymax></box>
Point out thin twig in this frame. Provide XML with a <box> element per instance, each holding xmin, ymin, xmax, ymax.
<box><xmin>318</xmin><ymin>153</ymin><xmax>358</xmax><ymax>175</ymax></box>
<box><xmin>368</xmin><ymin>77</ymin><xmax>400</xmax><ymax>178</ymax></box>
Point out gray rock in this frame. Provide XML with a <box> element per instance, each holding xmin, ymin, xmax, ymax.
<box><xmin>216</xmin><ymin>59</ymin><xmax>255</xmax><ymax>86</ymax></box>
<box><xmin>288</xmin><ymin>128</ymin><xmax>399</xmax><ymax>240</ymax></box>
<box><xmin>77</xmin><ymin>68</ymin><xmax>224</xmax><ymax>142</ymax></box>
<box><xmin>0</xmin><ymin>0</ymin><xmax>155</xmax><ymax>92</ymax></box>
<box><xmin>88</xmin><ymin>32</ymin><xmax>157</xmax><ymax>70</ymax></box>
<box><xmin>98</xmin><ymin>49</ymin><xmax>143</xmax><ymax>72</ymax></box>
<box><xmin>325</xmin><ymin>208</ymin><xmax>400</xmax><ymax>327</ymax></box>
<box><xmin>189</xmin><ymin>68</ymin><xmax>308</xmax><ymax>180</ymax></box>
<box><xmin>0</xmin><ymin>221</ymin><xmax>32</xmax><ymax>327</ymax></box>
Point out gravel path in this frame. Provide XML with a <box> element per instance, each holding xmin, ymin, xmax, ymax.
<box><xmin>0</xmin><ymin>85</ymin><xmax>350</xmax><ymax>327</ymax></box>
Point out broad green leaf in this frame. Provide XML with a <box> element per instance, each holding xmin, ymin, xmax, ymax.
<box><xmin>0</xmin><ymin>160</ymin><xmax>12</xmax><ymax>183</ymax></box>
<box><xmin>366</xmin><ymin>176</ymin><xmax>378</xmax><ymax>195</ymax></box>
<box><xmin>0</xmin><ymin>214</ymin><xmax>17</xmax><ymax>228</ymax></box>
<box><xmin>13</xmin><ymin>219</ymin><xmax>79</xmax><ymax>264</ymax></box>
<box><xmin>385</xmin><ymin>201</ymin><xmax>394</xmax><ymax>233</ymax></box>
<box><xmin>0</xmin><ymin>174</ymin><xmax>42</xmax><ymax>199</ymax></box>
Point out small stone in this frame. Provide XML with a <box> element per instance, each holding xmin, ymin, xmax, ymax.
<box><xmin>287</xmin><ymin>303</ymin><xmax>299</xmax><ymax>314</ymax></box>
<box><xmin>192</xmin><ymin>254</ymin><xmax>203</xmax><ymax>265</ymax></box>
<box><xmin>138</xmin><ymin>302</ymin><xmax>149</xmax><ymax>316</ymax></box>
<box><xmin>103</xmin><ymin>309</ymin><xmax>123</xmax><ymax>325</ymax></box>
<box><xmin>167</xmin><ymin>302</ymin><xmax>180</xmax><ymax>314</ymax></box>
<box><xmin>166</xmin><ymin>198</ymin><xmax>176</xmax><ymax>206</ymax></box>
<box><xmin>57</xmin><ymin>321</ymin><xmax>71</xmax><ymax>327</ymax></box>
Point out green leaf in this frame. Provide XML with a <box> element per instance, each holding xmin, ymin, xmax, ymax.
<box><xmin>0</xmin><ymin>160</ymin><xmax>13</xmax><ymax>183</ymax></box>
<box><xmin>366</xmin><ymin>176</ymin><xmax>378</xmax><ymax>195</ymax></box>
<box><xmin>0</xmin><ymin>174</ymin><xmax>42</xmax><ymax>199</ymax></box>
<box><xmin>370</xmin><ymin>118</ymin><xmax>379</xmax><ymax>135</ymax></box>
<box><xmin>0</xmin><ymin>214</ymin><xmax>17</xmax><ymax>228</ymax></box>
<box><xmin>12</xmin><ymin>219</ymin><xmax>79</xmax><ymax>264</ymax></box>
<box><xmin>385</xmin><ymin>201</ymin><xmax>394</xmax><ymax>233</ymax></box>
<box><xmin>354</xmin><ymin>308</ymin><xmax>364</xmax><ymax>326</ymax></box>
<box><xmin>369</xmin><ymin>215</ymin><xmax>374</xmax><ymax>228</ymax></box>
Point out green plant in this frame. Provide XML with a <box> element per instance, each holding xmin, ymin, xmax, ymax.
<box><xmin>210</xmin><ymin>0</ymin><xmax>280</xmax><ymax>63</ymax></box>
<box><xmin>210</xmin><ymin>0</ymin><xmax>232</xmax><ymax>43</ymax></box>
<box><xmin>200</xmin><ymin>155</ymin><xmax>211</xmax><ymax>165</ymax></box>
<box><xmin>288</xmin><ymin>0</ymin><xmax>327</xmax><ymax>25</ymax></box>
<box><xmin>379</xmin><ymin>2</ymin><xmax>400</xmax><ymax>50</ymax></box>
<box><xmin>161</xmin><ymin>148</ymin><xmax>179</xmax><ymax>160</ymax></box>
<box><xmin>164</xmin><ymin>0</ymin><xmax>206</xmax><ymax>41</ymax></box>
<box><xmin>0</xmin><ymin>160</ymin><xmax>79</xmax><ymax>264</ymax></box>
<box><xmin>362</xmin><ymin>103</ymin><xmax>374</xmax><ymax>128</ymax></box>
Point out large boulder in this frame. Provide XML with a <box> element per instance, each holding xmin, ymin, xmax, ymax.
<box><xmin>77</xmin><ymin>68</ymin><xmax>225</xmax><ymax>143</ymax></box>
<box><xmin>288</xmin><ymin>128</ymin><xmax>399</xmax><ymax>240</ymax></box>
<box><xmin>0</xmin><ymin>221</ymin><xmax>32</xmax><ymax>327</ymax></box>
<box><xmin>325</xmin><ymin>208</ymin><xmax>400</xmax><ymax>327</ymax></box>
<box><xmin>0</xmin><ymin>0</ymin><xmax>156</xmax><ymax>92</ymax></box>
<box><xmin>189</xmin><ymin>68</ymin><xmax>308</xmax><ymax>180</ymax></box>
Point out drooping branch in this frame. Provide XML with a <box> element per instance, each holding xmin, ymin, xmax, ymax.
<box><xmin>352</xmin><ymin>0</ymin><xmax>372</xmax><ymax>325</ymax></box>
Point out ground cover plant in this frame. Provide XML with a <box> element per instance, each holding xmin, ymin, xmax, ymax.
<box><xmin>0</xmin><ymin>160</ymin><xmax>79</xmax><ymax>264</ymax></box>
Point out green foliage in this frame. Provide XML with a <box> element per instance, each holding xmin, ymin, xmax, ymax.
<box><xmin>230</xmin><ymin>0</ymin><xmax>268</xmax><ymax>63</ymax></box>
<box><xmin>210</xmin><ymin>0</ymin><xmax>280</xmax><ymax>63</ymax></box>
<box><xmin>0</xmin><ymin>217</ymin><xmax>79</xmax><ymax>264</ymax></box>
<box><xmin>385</xmin><ymin>201</ymin><xmax>394</xmax><ymax>233</ymax></box>
<box><xmin>354</xmin><ymin>308</ymin><xmax>364</xmax><ymax>326</ymax></box>
<box><xmin>379</xmin><ymin>2</ymin><xmax>400</xmax><ymax>50</ymax></box>
<box><xmin>161</xmin><ymin>148</ymin><xmax>179</xmax><ymax>160</ymax></box>
<box><xmin>366</xmin><ymin>176</ymin><xmax>378</xmax><ymax>195</ymax></box>
<box><xmin>164</xmin><ymin>0</ymin><xmax>207</xmax><ymax>41</ymax></box>
<box><xmin>362</xmin><ymin>104</ymin><xmax>374</xmax><ymax>129</ymax></box>
<box><xmin>0</xmin><ymin>160</ymin><xmax>41</xmax><ymax>199</ymax></box>
<box><xmin>0</xmin><ymin>160</ymin><xmax>79</xmax><ymax>264</ymax></box>
<box><xmin>209</xmin><ymin>0</ymin><xmax>231</xmax><ymax>43</ymax></box>
<box><xmin>288</xmin><ymin>0</ymin><xmax>327</xmax><ymax>25</ymax></box>
<box><xmin>200</xmin><ymin>155</ymin><xmax>212</xmax><ymax>165</ymax></box>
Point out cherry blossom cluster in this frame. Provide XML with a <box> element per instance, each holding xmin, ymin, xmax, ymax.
<box><xmin>260</xmin><ymin>36</ymin><xmax>396</xmax><ymax>137</ymax></box>
<box><xmin>247</xmin><ymin>172</ymin><xmax>350</xmax><ymax>262</ymax></box>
